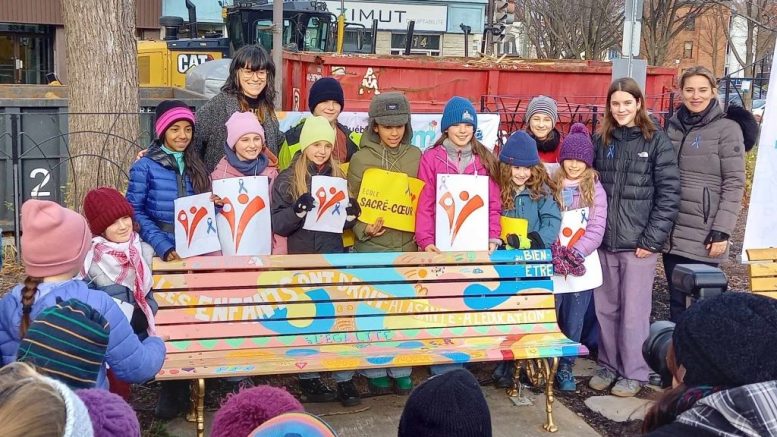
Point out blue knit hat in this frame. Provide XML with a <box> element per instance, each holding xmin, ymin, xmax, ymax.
<box><xmin>499</xmin><ymin>131</ymin><xmax>540</xmax><ymax>167</ymax></box>
<box><xmin>441</xmin><ymin>96</ymin><xmax>478</xmax><ymax>132</ymax></box>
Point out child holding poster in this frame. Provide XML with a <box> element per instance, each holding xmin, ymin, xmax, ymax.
<box><xmin>126</xmin><ymin>100</ymin><xmax>211</xmax><ymax>262</ymax></box>
<box><xmin>492</xmin><ymin>130</ymin><xmax>561</xmax><ymax>389</ymax></box>
<box><xmin>346</xmin><ymin>92</ymin><xmax>419</xmax><ymax>396</ymax></box>
<box><xmin>126</xmin><ymin>100</ymin><xmax>211</xmax><ymax>418</ymax></box>
<box><xmin>270</xmin><ymin>115</ymin><xmax>362</xmax><ymax>407</ymax></box>
<box><xmin>549</xmin><ymin>123</ymin><xmax>607</xmax><ymax>392</ymax></box>
<box><xmin>211</xmin><ymin>111</ymin><xmax>285</xmax><ymax>254</ymax></box>
<box><xmin>415</xmin><ymin>96</ymin><xmax>502</xmax><ymax>254</ymax></box>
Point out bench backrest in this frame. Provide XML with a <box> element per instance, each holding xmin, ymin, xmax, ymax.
<box><xmin>747</xmin><ymin>248</ymin><xmax>777</xmax><ymax>300</ymax></box>
<box><xmin>152</xmin><ymin>250</ymin><xmax>561</xmax><ymax>357</ymax></box>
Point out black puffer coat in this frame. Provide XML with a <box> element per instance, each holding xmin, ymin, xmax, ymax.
<box><xmin>593</xmin><ymin>126</ymin><xmax>680</xmax><ymax>252</ymax></box>
<box><xmin>270</xmin><ymin>158</ymin><xmax>354</xmax><ymax>254</ymax></box>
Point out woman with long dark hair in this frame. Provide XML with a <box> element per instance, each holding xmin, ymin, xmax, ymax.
<box><xmin>195</xmin><ymin>45</ymin><xmax>283</xmax><ymax>172</ymax></box>
<box><xmin>589</xmin><ymin>77</ymin><xmax>680</xmax><ymax>398</ymax></box>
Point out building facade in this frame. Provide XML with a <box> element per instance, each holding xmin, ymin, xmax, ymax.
<box><xmin>1</xmin><ymin>0</ymin><xmax>162</xmax><ymax>84</ymax></box>
<box><xmin>167</xmin><ymin>0</ymin><xmax>487</xmax><ymax>57</ymax></box>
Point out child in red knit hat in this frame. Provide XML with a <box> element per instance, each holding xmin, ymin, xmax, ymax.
<box><xmin>82</xmin><ymin>187</ymin><xmax>157</xmax><ymax>340</ymax></box>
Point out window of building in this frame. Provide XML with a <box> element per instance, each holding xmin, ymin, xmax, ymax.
<box><xmin>683</xmin><ymin>41</ymin><xmax>694</xmax><ymax>59</ymax></box>
<box><xmin>684</xmin><ymin>17</ymin><xmax>696</xmax><ymax>31</ymax></box>
<box><xmin>390</xmin><ymin>33</ymin><xmax>441</xmax><ymax>56</ymax></box>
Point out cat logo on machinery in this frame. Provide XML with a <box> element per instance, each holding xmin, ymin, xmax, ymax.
<box><xmin>177</xmin><ymin>54</ymin><xmax>213</xmax><ymax>74</ymax></box>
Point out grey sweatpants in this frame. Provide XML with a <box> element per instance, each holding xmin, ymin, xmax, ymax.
<box><xmin>594</xmin><ymin>249</ymin><xmax>657</xmax><ymax>382</ymax></box>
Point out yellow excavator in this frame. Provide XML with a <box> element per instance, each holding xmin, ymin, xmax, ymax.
<box><xmin>138</xmin><ymin>0</ymin><xmax>375</xmax><ymax>87</ymax></box>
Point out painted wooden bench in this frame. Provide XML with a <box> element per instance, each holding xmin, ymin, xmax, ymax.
<box><xmin>152</xmin><ymin>249</ymin><xmax>588</xmax><ymax>436</ymax></box>
<box><xmin>747</xmin><ymin>248</ymin><xmax>777</xmax><ymax>299</ymax></box>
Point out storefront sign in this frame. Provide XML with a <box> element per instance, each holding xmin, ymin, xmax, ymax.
<box><xmin>324</xmin><ymin>1</ymin><xmax>448</xmax><ymax>32</ymax></box>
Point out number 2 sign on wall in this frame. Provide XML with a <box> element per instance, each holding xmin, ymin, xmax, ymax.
<box><xmin>29</xmin><ymin>168</ymin><xmax>51</xmax><ymax>198</ymax></box>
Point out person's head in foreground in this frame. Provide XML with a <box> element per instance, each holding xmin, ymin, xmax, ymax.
<box><xmin>643</xmin><ymin>292</ymin><xmax>777</xmax><ymax>436</ymax></box>
<box><xmin>398</xmin><ymin>368</ymin><xmax>492</xmax><ymax>437</ymax></box>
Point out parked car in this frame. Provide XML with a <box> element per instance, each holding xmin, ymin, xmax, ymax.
<box><xmin>752</xmin><ymin>98</ymin><xmax>766</xmax><ymax>123</ymax></box>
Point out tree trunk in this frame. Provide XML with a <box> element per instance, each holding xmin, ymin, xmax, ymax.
<box><xmin>61</xmin><ymin>0</ymin><xmax>139</xmax><ymax>211</ymax></box>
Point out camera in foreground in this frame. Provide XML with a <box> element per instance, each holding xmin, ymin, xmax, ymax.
<box><xmin>642</xmin><ymin>264</ymin><xmax>728</xmax><ymax>387</ymax></box>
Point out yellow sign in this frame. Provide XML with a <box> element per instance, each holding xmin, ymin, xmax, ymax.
<box><xmin>357</xmin><ymin>168</ymin><xmax>425</xmax><ymax>232</ymax></box>
<box><xmin>500</xmin><ymin>216</ymin><xmax>528</xmax><ymax>243</ymax></box>
<box><xmin>342</xmin><ymin>229</ymin><xmax>355</xmax><ymax>247</ymax></box>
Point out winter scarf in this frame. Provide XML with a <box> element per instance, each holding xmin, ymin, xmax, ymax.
<box><xmin>223</xmin><ymin>142</ymin><xmax>269</xmax><ymax>176</ymax></box>
<box><xmin>82</xmin><ymin>233</ymin><xmax>155</xmax><ymax>336</ymax></box>
<box><xmin>677</xmin><ymin>100</ymin><xmax>718</xmax><ymax>132</ymax></box>
<box><xmin>533</xmin><ymin>129</ymin><xmax>561</xmax><ymax>153</ymax></box>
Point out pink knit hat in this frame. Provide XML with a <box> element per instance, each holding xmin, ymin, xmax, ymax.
<box><xmin>211</xmin><ymin>385</ymin><xmax>304</xmax><ymax>437</ymax></box>
<box><xmin>226</xmin><ymin>111</ymin><xmax>265</xmax><ymax>150</ymax></box>
<box><xmin>21</xmin><ymin>200</ymin><xmax>91</xmax><ymax>278</ymax></box>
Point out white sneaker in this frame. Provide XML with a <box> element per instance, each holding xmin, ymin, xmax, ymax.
<box><xmin>588</xmin><ymin>366</ymin><xmax>617</xmax><ymax>391</ymax></box>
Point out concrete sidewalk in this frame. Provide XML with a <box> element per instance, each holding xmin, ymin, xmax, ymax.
<box><xmin>165</xmin><ymin>385</ymin><xmax>600</xmax><ymax>437</ymax></box>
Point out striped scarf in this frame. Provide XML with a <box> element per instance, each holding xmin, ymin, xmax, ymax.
<box><xmin>82</xmin><ymin>233</ymin><xmax>155</xmax><ymax>336</ymax></box>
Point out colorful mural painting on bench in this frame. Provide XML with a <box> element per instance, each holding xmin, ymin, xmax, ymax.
<box><xmin>154</xmin><ymin>250</ymin><xmax>586</xmax><ymax>377</ymax></box>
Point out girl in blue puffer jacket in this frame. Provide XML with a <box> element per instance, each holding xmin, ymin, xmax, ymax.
<box><xmin>0</xmin><ymin>199</ymin><xmax>166</xmax><ymax>389</ymax></box>
<box><xmin>126</xmin><ymin>100</ymin><xmax>211</xmax><ymax>261</ymax></box>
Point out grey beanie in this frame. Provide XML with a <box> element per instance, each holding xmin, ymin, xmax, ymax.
<box><xmin>525</xmin><ymin>95</ymin><xmax>558</xmax><ymax>125</ymax></box>
<box><xmin>366</xmin><ymin>92</ymin><xmax>413</xmax><ymax>144</ymax></box>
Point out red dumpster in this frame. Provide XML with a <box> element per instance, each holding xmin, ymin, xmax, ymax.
<box><xmin>280</xmin><ymin>53</ymin><xmax>678</xmax><ymax>113</ymax></box>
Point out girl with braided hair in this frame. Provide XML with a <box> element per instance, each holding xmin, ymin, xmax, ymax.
<box><xmin>0</xmin><ymin>200</ymin><xmax>165</xmax><ymax>390</ymax></box>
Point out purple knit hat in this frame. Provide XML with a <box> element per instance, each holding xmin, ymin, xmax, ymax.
<box><xmin>211</xmin><ymin>385</ymin><xmax>305</xmax><ymax>437</ymax></box>
<box><xmin>558</xmin><ymin>123</ymin><xmax>594</xmax><ymax>167</ymax></box>
<box><xmin>76</xmin><ymin>388</ymin><xmax>140</xmax><ymax>437</ymax></box>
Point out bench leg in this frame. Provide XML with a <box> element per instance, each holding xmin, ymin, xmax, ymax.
<box><xmin>537</xmin><ymin>357</ymin><xmax>559</xmax><ymax>433</ymax></box>
<box><xmin>185</xmin><ymin>379</ymin><xmax>206</xmax><ymax>437</ymax></box>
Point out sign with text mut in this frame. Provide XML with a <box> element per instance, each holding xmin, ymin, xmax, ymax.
<box><xmin>324</xmin><ymin>1</ymin><xmax>448</xmax><ymax>32</ymax></box>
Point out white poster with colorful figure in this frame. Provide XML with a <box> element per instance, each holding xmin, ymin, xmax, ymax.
<box><xmin>435</xmin><ymin>174</ymin><xmax>489</xmax><ymax>251</ymax></box>
<box><xmin>212</xmin><ymin>176</ymin><xmax>272</xmax><ymax>256</ymax></box>
<box><xmin>276</xmin><ymin>111</ymin><xmax>501</xmax><ymax>151</ymax></box>
<box><xmin>304</xmin><ymin>176</ymin><xmax>349</xmax><ymax>234</ymax></box>
<box><xmin>173</xmin><ymin>193</ymin><xmax>221</xmax><ymax>258</ymax></box>
<box><xmin>552</xmin><ymin>207</ymin><xmax>603</xmax><ymax>294</ymax></box>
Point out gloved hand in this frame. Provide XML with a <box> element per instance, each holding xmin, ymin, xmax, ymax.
<box><xmin>564</xmin><ymin>248</ymin><xmax>587</xmax><ymax>277</ymax></box>
<box><xmin>506</xmin><ymin>233</ymin><xmax>531</xmax><ymax>250</ymax></box>
<box><xmin>703</xmin><ymin>230</ymin><xmax>730</xmax><ymax>245</ymax></box>
<box><xmin>346</xmin><ymin>198</ymin><xmax>360</xmax><ymax>222</ymax></box>
<box><xmin>527</xmin><ymin>232</ymin><xmax>545</xmax><ymax>249</ymax></box>
<box><xmin>294</xmin><ymin>193</ymin><xmax>315</xmax><ymax>217</ymax></box>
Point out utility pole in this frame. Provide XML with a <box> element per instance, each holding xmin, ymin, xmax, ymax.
<box><xmin>613</xmin><ymin>0</ymin><xmax>647</xmax><ymax>90</ymax></box>
<box><xmin>486</xmin><ymin>0</ymin><xmax>495</xmax><ymax>55</ymax></box>
<box><xmin>273</xmin><ymin>0</ymin><xmax>283</xmax><ymax>109</ymax></box>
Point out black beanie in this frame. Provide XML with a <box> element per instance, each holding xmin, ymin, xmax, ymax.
<box><xmin>398</xmin><ymin>369</ymin><xmax>492</xmax><ymax>437</ymax></box>
<box><xmin>308</xmin><ymin>77</ymin><xmax>345</xmax><ymax>112</ymax></box>
<box><xmin>674</xmin><ymin>292</ymin><xmax>777</xmax><ymax>387</ymax></box>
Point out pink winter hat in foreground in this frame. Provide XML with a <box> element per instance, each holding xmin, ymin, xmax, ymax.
<box><xmin>226</xmin><ymin>111</ymin><xmax>265</xmax><ymax>150</ymax></box>
<box><xmin>210</xmin><ymin>385</ymin><xmax>304</xmax><ymax>437</ymax></box>
<box><xmin>21</xmin><ymin>199</ymin><xmax>91</xmax><ymax>277</ymax></box>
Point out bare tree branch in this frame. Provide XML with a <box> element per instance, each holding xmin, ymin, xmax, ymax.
<box><xmin>518</xmin><ymin>0</ymin><xmax>624</xmax><ymax>60</ymax></box>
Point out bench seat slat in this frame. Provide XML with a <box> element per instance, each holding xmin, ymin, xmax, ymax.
<box><xmin>155</xmin><ymin>294</ymin><xmax>555</xmax><ymax>324</ymax></box>
<box><xmin>754</xmin><ymin>291</ymin><xmax>777</xmax><ymax>299</ymax></box>
<box><xmin>751</xmin><ymin>277</ymin><xmax>777</xmax><ymax>292</ymax></box>
<box><xmin>746</xmin><ymin>248</ymin><xmax>777</xmax><ymax>262</ymax></box>
<box><xmin>163</xmin><ymin>323</ymin><xmax>565</xmax><ymax>353</ymax></box>
<box><xmin>749</xmin><ymin>263</ymin><xmax>777</xmax><ymax>278</ymax></box>
<box><xmin>156</xmin><ymin>309</ymin><xmax>559</xmax><ymax>340</ymax></box>
<box><xmin>157</xmin><ymin>334</ymin><xmax>587</xmax><ymax>380</ymax></box>
<box><xmin>153</xmin><ymin>279</ymin><xmax>554</xmax><ymax>309</ymax></box>
<box><xmin>152</xmin><ymin>264</ymin><xmax>552</xmax><ymax>292</ymax></box>
<box><xmin>152</xmin><ymin>250</ymin><xmax>552</xmax><ymax>272</ymax></box>
<box><xmin>164</xmin><ymin>332</ymin><xmax>574</xmax><ymax>362</ymax></box>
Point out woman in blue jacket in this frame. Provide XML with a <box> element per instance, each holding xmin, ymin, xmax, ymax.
<box><xmin>126</xmin><ymin>100</ymin><xmax>211</xmax><ymax>260</ymax></box>
<box><xmin>0</xmin><ymin>200</ymin><xmax>165</xmax><ymax>389</ymax></box>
